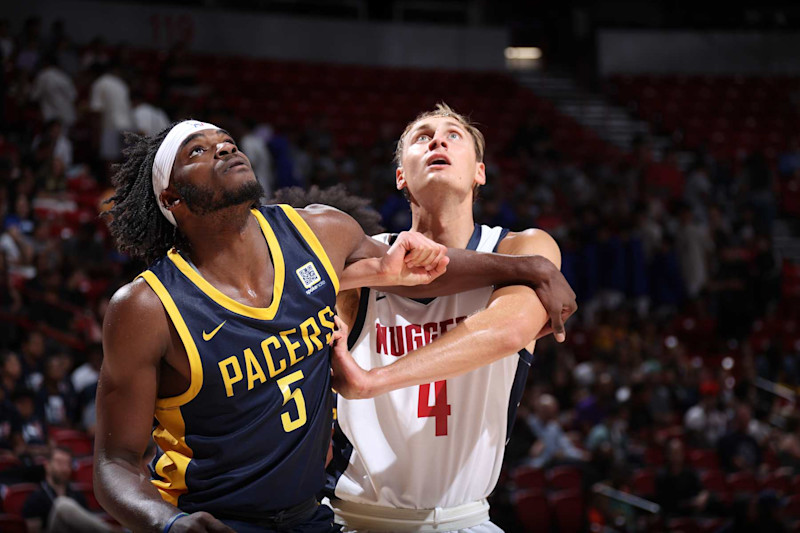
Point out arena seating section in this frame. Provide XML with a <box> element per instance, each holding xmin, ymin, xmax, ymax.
<box><xmin>3</xmin><ymin>43</ymin><xmax>800</xmax><ymax>532</ymax></box>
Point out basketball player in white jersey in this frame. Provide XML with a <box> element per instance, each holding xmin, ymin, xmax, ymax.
<box><xmin>325</xmin><ymin>103</ymin><xmax>573</xmax><ymax>532</ymax></box>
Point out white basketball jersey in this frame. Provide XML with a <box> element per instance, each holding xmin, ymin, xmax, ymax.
<box><xmin>327</xmin><ymin>225</ymin><xmax>534</xmax><ymax>510</ymax></box>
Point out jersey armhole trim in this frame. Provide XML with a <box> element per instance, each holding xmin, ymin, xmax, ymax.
<box><xmin>277</xmin><ymin>204</ymin><xmax>340</xmax><ymax>294</ymax></box>
<box><xmin>347</xmin><ymin>288</ymin><xmax>370</xmax><ymax>350</ymax></box>
<box><xmin>138</xmin><ymin>271</ymin><xmax>204</xmax><ymax>409</ymax></box>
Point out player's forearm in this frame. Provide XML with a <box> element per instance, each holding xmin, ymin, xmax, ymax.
<box><xmin>94</xmin><ymin>453</ymin><xmax>181</xmax><ymax>533</ymax></box>
<box><xmin>382</xmin><ymin>249</ymin><xmax>555</xmax><ymax>298</ymax></box>
<box><xmin>340</xmin><ymin>257</ymin><xmax>392</xmax><ymax>291</ymax></box>
<box><xmin>368</xmin><ymin>297</ymin><xmax>543</xmax><ymax>396</ymax></box>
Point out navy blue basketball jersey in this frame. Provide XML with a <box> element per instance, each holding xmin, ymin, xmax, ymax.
<box><xmin>139</xmin><ymin>204</ymin><xmax>338</xmax><ymax>518</ymax></box>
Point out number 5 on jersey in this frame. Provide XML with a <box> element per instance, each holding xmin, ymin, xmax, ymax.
<box><xmin>277</xmin><ymin>370</ymin><xmax>307</xmax><ymax>432</ymax></box>
<box><xmin>418</xmin><ymin>380</ymin><xmax>451</xmax><ymax>436</ymax></box>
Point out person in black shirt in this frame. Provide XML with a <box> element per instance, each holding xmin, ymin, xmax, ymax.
<box><xmin>718</xmin><ymin>404</ymin><xmax>762</xmax><ymax>472</ymax></box>
<box><xmin>22</xmin><ymin>445</ymin><xmax>119</xmax><ymax>533</ymax></box>
<box><xmin>655</xmin><ymin>438</ymin><xmax>709</xmax><ymax>516</ymax></box>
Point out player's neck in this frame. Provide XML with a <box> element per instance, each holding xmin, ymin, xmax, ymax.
<box><xmin>179</xmin><ymin>206</ymin><xmax>269</xmax><ymax>282</ymax></box>
<box><xmin>410</xmin><ymin>200</ymin><xmax>475</xmax><ymax>249</ymax></box>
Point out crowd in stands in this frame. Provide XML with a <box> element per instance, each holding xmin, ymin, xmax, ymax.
<box><xmin>0</xmin><ymin>16</ymin><xmax>799</xmax><ymax>532</ymax></box>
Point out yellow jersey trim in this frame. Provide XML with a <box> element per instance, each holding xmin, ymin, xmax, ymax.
<box><xmin>138</xmin><ymin>271</ymin><xmax>203</xmax><ymax>409</ymax></box>
<box><xmin>277</xmin><ymin>204</ymin><xmax>340</xmax><ymax>294</ymax></box>
<box><xmin>166</xmin><ymin>209</ymin><xmax>285</xmax><ymax>320</ymax></box>
<box><xmin>151</xmin><ymin>407</ymin><xmax>192</xmax><ymax>505</ymax></box>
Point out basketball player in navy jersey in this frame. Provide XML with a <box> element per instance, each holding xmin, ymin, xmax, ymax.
<box><xmin>94</xmin><ymin>121</ymin><xmax>575</xmax><ymax>533</ymax></box>
<box><xmin>326</xmin><ymin>104</ymin><xmax>573</xmax><ymax>532</ymax></box>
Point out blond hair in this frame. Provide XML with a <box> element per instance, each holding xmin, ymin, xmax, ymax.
<box><xmin>394</xmin><ymin>103</ymin><xmax>485</xmax><ymax>167</ymax></box>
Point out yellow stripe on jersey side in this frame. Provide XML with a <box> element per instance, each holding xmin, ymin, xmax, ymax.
<box><xmin>151</xmin><ymin>407</ymin><xmax>192</xmax><ymax>506</ymax></box>
<box><xmin>165</xmin><ymin>209</ymin><xmax>285</xmax><ymax>320</ymax></box>
<box><xmin>277</xmin><ymin>204</ymin><xmax>340</xmax><ymax>294</ymax></box>
<box><xmin>138</xmin><ymin>271</ymin><xmax>203</xmax><ymax>409</ymax></box>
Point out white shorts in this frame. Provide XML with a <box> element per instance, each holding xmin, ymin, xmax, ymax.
<box><xmin>324</xmin><ymin>498</ymin><xmax>504</xmax><ymax>533</ymax></box>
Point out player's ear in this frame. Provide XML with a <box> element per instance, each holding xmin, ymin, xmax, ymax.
<box><xmin>160</xmin><ymin>187</ymin><xmax>182</xmax><ymax>213</ymax></box>
<box><xmin>396</xmin><ymin>166</ymin><xmax>406</xmax><ymax>191</ymax></box>
<box><xmin>475</xmin><ymin>161</ymin><xmax>486</xmax><ymax>187</ymax></box>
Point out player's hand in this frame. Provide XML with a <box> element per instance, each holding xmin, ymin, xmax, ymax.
<box><xmin>170</xmin><ymin>512</ymin><xmax>235</xmax><ymax>532</ymax></box>
<box><xmin>380</xmin><ymin>231</ymin><xmax>449</xmax><ymax>286</ymax></box>
<box><xmin>329</xmin><ymin>315</ymin><xmax>373</xmax><ymax>399</ymax></box>
<box><xmin>529</xmin><ymin>257</ymin><xmax>577</xmax><ymax>342</ymax></box>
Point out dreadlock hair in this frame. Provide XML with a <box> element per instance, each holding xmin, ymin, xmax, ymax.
<box><xmin>268</xmin><ymin>185</ymin><xmax>385</xmax><ymax>236</ymax></box>
<box><xmin>104</xmin><ymin>122</ymin><xmax>183</xmax><ymax>265</ymax></box>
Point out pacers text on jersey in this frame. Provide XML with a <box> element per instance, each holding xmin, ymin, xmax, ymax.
<box><xmin>217</xmin><ymin>306</ymin><xmax>335</xmax><ymax>397</ymax></box>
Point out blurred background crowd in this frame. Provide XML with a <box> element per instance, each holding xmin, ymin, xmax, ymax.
<box><xmin>1</xmin><ymin>4</ymin><xmax>800</xmax><ymax>532</ymax></box>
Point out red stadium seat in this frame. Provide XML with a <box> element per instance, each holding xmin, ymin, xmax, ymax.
<box><xmin>511</xmin><ymin>466</ymin><xmax>546</xmax><ymax>491</ymax></box>
<box><xmin>0</xmin><ymin>456</ymin><xmax>21</xmax><ymax>473</ymax></box>
<box><xmin>687</xmin><ymin>449</ymin><xmax>719</xmax><ymax>471</ymax></box>
<box><xmin>547</xmin><ymin>466</ymin><xmax>582</xmax><ymax>492</ymax></box>
<box><xmin>0</xmin><ymin>513</ymin><xmax>27</xmax><ymax>533</ymax></box>
<box><xmin>631</xmin><ymin>468</ymin><xmax>656</xmax><ymax>498</ymax></box>
<box><xmin>53</xmin><ymin>430</ymin><xmax>93</xmax><ymax>457</ymax></box>
<box><xmin>668</xmin><ymin>517</ymin><xmax>700</xmax><ymax>533</ymax></box>
<box><xmin>1</xmin><ymin>483</ymin><xmax>38</xmax><ymax>516</ymax></box>
<box><xmin>549</xmin><ymin>490</ymin><xmax>584</xmax><ymax>533</ymax></box>
<box><xmin>727</xmin><ymin>471</ymin><xmax>757</xmax><ymax>495</ymax></box>
<box><xmin>786</xmin><ymin>494</ymin><xmax>800</xmax><ymax>520</ymax></box>
<box><xmin>513</xmin><ymin>490</ymin><xmax>550</xmax><ymax>533</ymax></box>
<box><xmin>760</xmin><ymin>471</ymin><xmax>791</xmax><ymax>495</ymax></box>
<box><xmin>74</xmin><ymin>482</ymin><xmax>102</xmax><ymax>512</ymax></box>
<box><xmin>73</xmin><ymin>457</ymin><xmax>94</xmax><ymax>485</ymax></box>
<box><xmin>700</xmin><ymin>470</ymin><xmax>727</xmax><ymax>495</ymax></box>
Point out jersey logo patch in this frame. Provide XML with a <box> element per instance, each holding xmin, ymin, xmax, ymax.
<box><xmin>296</xmin><ymin>262</ymin><xmax>325</xmax><ymax>294</ymax></box>
<box><xmin>202</xmin><ymin>320</ymin><xmax>227</xmax><ymax>341</ymax></box>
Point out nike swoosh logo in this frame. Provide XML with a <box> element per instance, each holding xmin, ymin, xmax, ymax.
<box><xmin>376</xmin><ymin>294</ymin><xmax>387</xmax><ymax>301</ymax></box>
<box><xmin>202</xmin><ymin>321</ymin><xmax>227</xmax><ymax>341</ymax></box>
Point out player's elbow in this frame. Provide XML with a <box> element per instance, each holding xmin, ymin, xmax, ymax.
<box><xmin>495</xmin><ymin>309</ymin><xmax>539</xmax><ymax>354</ymax></box>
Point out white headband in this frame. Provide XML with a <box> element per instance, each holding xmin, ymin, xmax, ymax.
<box><xmin>152</xmin><ymin>120</ymin><xmax>220</xmax><ymax>226</ymax></box>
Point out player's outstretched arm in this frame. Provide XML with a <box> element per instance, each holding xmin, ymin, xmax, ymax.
<box><xmin>295</xmin><ymin>204</ymin><xmax>449</xmax><ymax>288</ymax></box>
<box><xmin>331</xmin><ymin>229</ymin><xmax>562</xmax><ymax>399</ymax></box>
<box><xmin>296</xmin><ymin>204</ymin><xmax>575</xmax><ymax>337</ymax></box>
<box><xmin>95</xmin><ymin>281</ymin><xmax>233</xmax><ymax>533</ymax></box>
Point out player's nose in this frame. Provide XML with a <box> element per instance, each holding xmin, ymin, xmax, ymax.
<box><xmin>215</xmin><ymin>141</ymin><xmax>238</xmax><ymax>158</ymax></box>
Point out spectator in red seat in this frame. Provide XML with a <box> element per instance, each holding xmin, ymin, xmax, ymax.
<box><xmin>644</xmin><ymin>147</ymin><xmax>685</xmax><ymax>200</ymax></box>
<box><xmin>655</xmin><ymin>438</ymin><xmax>709</xmax><ymax>517</ymax></box>
<box><xmin>718</xmin><ymin>403</ymin><xmax>762</xmax><ymax>473</ymax></box>
<box><xmin>684</xmin><ymin>380</ymin><xmax>727</xmax><ymax>448</ymax></box>
<box><xmin>12</xmin><ymin>387</ymin><xmax>47</xmax><ymax>458</ymax></box>
<box><xmin>18</xmin><ymin>330</ymin><xmax>46</xmax><ymax>389</ymax></box>
<box><xmin>0</xmin><ymin>383</ymin><xmax>23</xmax><ymax>455</ymax></box>
<box><xmin>675</xmin><ymin>203</ymin><xmax>713</xmax><ymax>299</ymax></box>
<box><xmin>30</xmin><ymin>54</ymin><xmax>76</xmax><ymax>130</ymax></box>
<box><xmin>34</xmin><ymin>354</ymin><xmax>78</xmax><ymax>429</ymax></box>
<box><xmin>0</xmin><ymin>350</ymin><xmax>22</xmax><ymax>396</ymax></box>
<box><xmin>89</xmin><ymin>59</ymin><xmax>132</xmax><ymax>166</ymax></box>
<box><xmin>526</xmin><ymin>393</ymin><xmax>588</xmax><ymax>468</ymax></box>
<box><xmin>22</xmin><ymin>445</ymin><xmax>120</xmax><ymax>533</ymax></box>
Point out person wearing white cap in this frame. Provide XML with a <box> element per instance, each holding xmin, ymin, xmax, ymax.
<box><xmin>92</xmin><ymin>121</ymin><xmax>572</xmax><ymax>533</ymax></box>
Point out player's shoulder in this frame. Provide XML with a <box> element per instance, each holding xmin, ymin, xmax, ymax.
<box><xmin>497</xmin><ymin>227</ymin><xmax>561</xmax><ymax>266</ymax></box>
<box><xmin>292</xmin><ymin>203</ymin><xmax>363</xmax><ymax>243</ymax></box>
<box><xmin>106</xmin><ymin>276</ymin><xmax>166</xmax><ymax>326</ymax></box>
<box><xmin>498</xmin><ymin>227</ymin><xmax>557</xmax><ymax>252</ymax></box>
<box><xmin>292</xmin><ymin>203</ymin><xmax>354</xmax><ymax>227</ymax></box>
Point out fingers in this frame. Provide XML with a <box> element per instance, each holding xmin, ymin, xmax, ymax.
<box><xmin>399</xmin><ymin>231</ymin><xmax>447</xmax><ymax>270</ymax></box>
<box><xmin>333</xmin><ymin>315</ymin><xmax>349</xmax><ymax>339</ymax></box>
<box><xmin>551</xmin><ymin>308</ymin><xmax>566</xmax><ymax>343</ymax></box>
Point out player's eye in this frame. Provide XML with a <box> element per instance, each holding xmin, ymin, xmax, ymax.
<box><xmin>448</xmin><ymin>132</ymin><xmax>461</xmax><ymax>140</ymax></box>
<box><xmin>190</xmin><ymin>145</ymin><xmax>205</xmax><ymax>156</ymax></box>
<box><xmin>415</xmin><ymin>134</ymin><xmax>430</xmax><ymax>143</ymax></box>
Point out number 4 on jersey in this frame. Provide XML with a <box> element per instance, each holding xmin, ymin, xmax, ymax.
<box><xmin>418</xmin><ymin>380</ymin><xmax>451</xmax><ymax>436</ymax></box>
